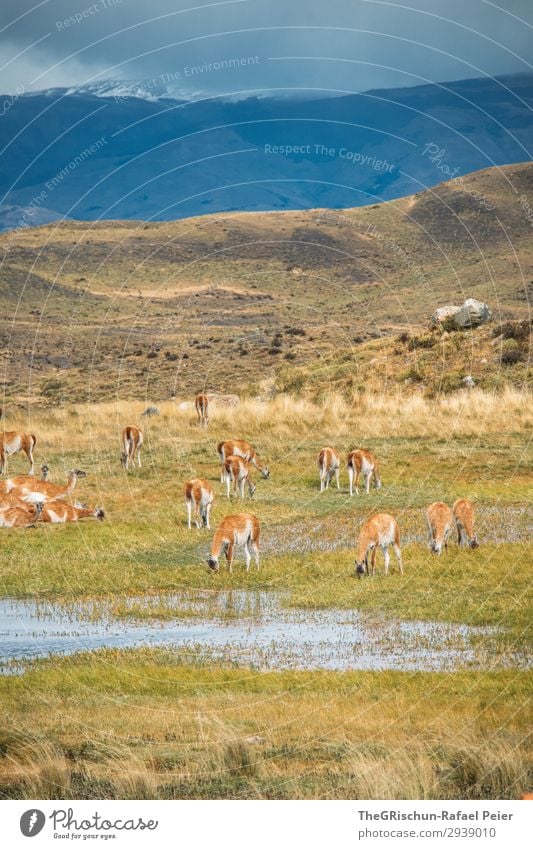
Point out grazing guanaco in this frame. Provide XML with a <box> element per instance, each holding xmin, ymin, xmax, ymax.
<box><xmin>217</xmin><ymin>440</ymin><xmax>269</xmax><ymax>482</ymax></box>
<box><xmin>195</xmin><ymin>393</ymin><xmax>209</xmax><ymax>427</ymax></box>
<box><xmin>121</xmin><ymin>425</ymin><xmax>143</xmax><ymax>470</ymax></box>
<box><xmin>0</xmin><ymin>501</ymin><xmax>42</xmax><ymax>528</ymax></box>
<box><xmin>453</xmin><ymin>498</ymin><xmax>479</xmax><ymax>548</ymax></box>
<box><xmin>426</xmin><ymin>501</ymin><xmax>453</xmax><ymax>555</ymax></box>
<box><xmin>318</xmin><ymin>447</ymin><xmax>340</xmax><ymax>492</ymax></box>
<box><xmin>355</xmin><ymin>512</ymin><xmax>403</xmax><ymax>576</ymax></box>
<box><xmin>0</xmin><ymin>431</ymin><xmax>37</xmax><ymax>475</ymax></box>
<box><xmin>207</xmin><ymin>513</ymin><xmax>260</xmax><ymax>573</ymax></box>
<box><xmin>347</xmin><ymin>449</ymin><xmax>381</xmax><ymax>496</ymax></box>
<box><xmin>184</xmin><ymin>478</ymin><xmax>214</xmax><ymax>529</ymax></box>
<box><xmin>39</xmin><ymin>501</ymin><xmax>105</xmax><ymax>523</ymax></box>
<box><xmin>8</xmin><ymin>469</ymin><xmax>87</xmax><ymax>504</ymax></box>
<box><xmin>223</xmin><ymin>455</ymin><xmax>256</xmax><ymax>499</ymax></box>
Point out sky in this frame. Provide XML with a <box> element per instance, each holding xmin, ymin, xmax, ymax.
<box><xmin>0</xmin><ymin>0</ymin><xmax>532</xmax><ymax>98</ymax></box>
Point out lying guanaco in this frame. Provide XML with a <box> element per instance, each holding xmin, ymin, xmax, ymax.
<box><xmin>318</xmin><ymin>447</ymin><xmax>340</xmax><ymax>492</ymax></box>
<box><xmin>0</xmin><ymin>431</ymin><xmax>37</xmax><ymax>475</ymax></box>
<box><xmin>0</xmin><ymin>463</ymin><xmax>50</xmax><ymax>496</ymax></box>
<box><xmin>184</xmin><ymin>478</ymin><xmax>214</xmax><ymax>529</ymax></box>
<box><xmin>217</xmin><ymin>440</ymin><xmax>269</xmax><ymax>482</ymax></box>
<box><xmin>355</xmin><ymin>512</ymin><xmax>403</xmax><ymax>576</ymax></box>
<box><xmin>39</xmin><ymin>501</ymin><xmax>105</xmax><ymax>523</ymax></box>
<box><xmin>347</xmin><ymin>449</ymin><xmax>381</xmax><ymax>496</ymax></box>
<box><xmin>0</xmin><ymin>501</ymin><xmax>42</xmax><ymax>528</ymax></box>
<box><xmin>121</xmin><ymin>425</ymin><xmax>143</xmax><ymax>470</ymax></box>
<box><xmin>426</xmin><ymin>501</ymin><xmax>453</xmax><ymax>555</ymax></box>
<box><xmin>207</xmin><ymin>513</ymin><xmax>260</xmax><ymax>573</ymax></box>
<box><xmin>195</xmin><ymin>393</ymin><xmax>209</xmax><ymax>427</ymax></box>
<box><xmin>223</xmin><ymin>455</ymin><xmax>256</xmax><ymax>499</ymax></box>
<box><xmin>8</xmin><ymin>469</ymin><xmax>87</xmax><ymax>504</ymax></box>
<box><xmin>453</xmin><ymin>498</ymin><xmax>479</xmax><ymax>548</ymax></box>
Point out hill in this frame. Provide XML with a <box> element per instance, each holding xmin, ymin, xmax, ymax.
<box><xmin>0</xmin><ymin>73</ymin><xmax>532</xmax><ymax>229</ymax></box>
<box><xmin>0</xmin><ymin>162</ymin><xmax>531</xmax><ymax>405</ymax></box>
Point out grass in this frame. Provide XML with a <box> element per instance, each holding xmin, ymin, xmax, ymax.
<box><xmin>0</xmin><ymin>650</ymin><xmax>530</xmax><ymax>799</ymax></box>
<box><xmin>0</xmin><ymin>388</ymin><xmax>531</xmax><ymax>798</ymax></box>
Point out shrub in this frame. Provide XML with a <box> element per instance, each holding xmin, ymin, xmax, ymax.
<box><xmin>493</xmin><ymin>320</ymin><xmax>530</xmax><ymax>343</ymax></box>
<box><xmin>500</xmin><ymin>339</ymin><xmax>523</xmax><ymax>365</ymax></box>
<box><xmin>408</xmin><ymin>334</ymin><xmax>436</xmax><ymax>350</ymax></box>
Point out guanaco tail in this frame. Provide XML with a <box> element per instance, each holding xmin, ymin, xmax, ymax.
<box><xmin>318</xmin><ymin>447</ymin><xmax>340</xmax><ymax>492</ymax></box>
<box><xmin>217</xmin><ymin>440</ymin><xmax>269</xmax><ymax>483</ymax></box>
<box><xmin>195</xmin><ymin>393</ymin><xmax>209</xmax><ymax>427</ymax></box>
<box><xmin>184</xmin><ymin>478</ymin><xmax>214</xmax><ymax>529</ymax></box>
<box><xmin>355</xmin><ymin>512</ymin><xmax>403</xmax><ymax>576</ymax></box>
<box><xmin>207</xmin><ymin>513</ymin><xmax>260</xmax><ymax>573</ymax></box>
<box><xmin>426</xmin><ymin>501</ymin><xmax>453</xmax><ymax>555</ymax></box>
<box><xmin>121</xmin><ymin>425</ymin><xmax>143</xmax><ymax>469</ymax></box>
<box><xmin>347</xmin><ymin>449</ymin><xmax>381</xmax><ymax>496</ymax></box>
<box><xmin>453</xmin><ymin>498</ymin><xmax>479</xmax><ymax>548</ymax></box>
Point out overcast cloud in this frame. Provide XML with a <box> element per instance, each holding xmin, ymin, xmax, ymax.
<box><xmin>1</xmin><ymin>0</ymin><xmax>532</xmax><ymax>97</ymax></box>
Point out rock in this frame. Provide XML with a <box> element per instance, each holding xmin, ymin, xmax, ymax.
<box><xmin>431</xmin><ymin>298</ymin><xmax>491</xmax><ymax>330</ymax></box>
<box><xmin>453</xmin><ymin>298</ymin><xmax>492</xmax><ymax>329</ymax></box>
<box><xmin>462</xmin><ymin>375</ymin><xmax>475</xmax><ymax>388</ymax></box>
<box><xmin>430</xmin><ymin>305</ymin><xmax>461</xmax><ymax>328</ymax></box>
<box><xmin>177</xmin><ymin>401</ymin><xmax>194</xmax><ymax>411</ymax></box>
<box><xmin>141</xmin><ymin>405</ymin><xmax>160</xmax><ymax>416</ymax></box>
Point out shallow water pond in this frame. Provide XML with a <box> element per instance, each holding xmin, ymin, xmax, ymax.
<box><xmin>0</xmin><ymin>591</ymin><xmax>527</xmax><ymax>673</ymax></box>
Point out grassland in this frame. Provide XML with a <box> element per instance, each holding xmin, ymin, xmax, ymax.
<box><xmin>0</xmin><ymin>389</ymin><xmax>531</xmax><ymax>799</ymax></box>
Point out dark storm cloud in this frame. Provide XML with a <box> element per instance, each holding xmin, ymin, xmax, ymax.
<box><xmin>1</xmin><ymin>0</ymin><xmax>532</xmax><ymax>96</ymax></box>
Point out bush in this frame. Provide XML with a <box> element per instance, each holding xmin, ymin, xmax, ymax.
<box><xmin>408</xmin><ymin>334</ymin><xmax>436</xmax><ymax>350</ymax></box>
<box><xmin>500</xmin><ymin>339</ymin><xmax>523</xmax><ymax>365</ymax></box>
<box><xmin>493</xmin><ymin>320</ymin><xmax>530</xmax><ymax>343</ymax></box>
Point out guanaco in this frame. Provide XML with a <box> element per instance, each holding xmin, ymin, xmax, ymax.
<box><xmin>184</xmin><ymin>478</ymin><xmax>214</xmax><ymax>529</ymax></box>
<box><xmin>217</xmin><ymin>440</ymin><xmax>269</xmax><ymax>482</ymax></box>
<box><xmin>223</xmin><ymin>455</ymin><xmax>256</xmax><ymax>498</ymax></box>
<box><xmin>8</xmin><ymin>469</ymin><xmax>87</xmax><ymax>504</ymax></box>
<box><xmin>0</xmin><ymin>431</ymin><xmax>37</xmax><ymax>475</ymax></box>
<box><xmin>453</xmin><ymin>498</ymin><xmax>479</xmax><ymax>548</ymax></box>
<box><xmin>121</xmin><ymin>425</ymin><xmax>143</xmax><ymax>470</ymax></box>
<box><xmin>318</xmin><ymin>447</ymin><xmax>340</xmax><ymax>492</ymax></box>
<box><xmin>207</xmin><ymin>513</ymin><xmax>260</xmax><ymax>573</ymax></box>
<box><xmin>0</xmin><ymin>501</ymin><xmax>42</xmax><ymax>528</ymax></box>
<box><xmin>39</xmin><ymin>501</ymin><xmax>105</xmax><ymax>523</ymax></box>
<box><xmin>195</xmin><ymin>393</ymin><xmax>209</xmax><ymax>427</ymax></box>
<box><xmin>347</xmin><ymin>449</ymin><xmax>381</xmax><ymax>496</ymax></box>
<box><xmin>355</xmin><ymin>513</ymin><xmax>403</xmax><ymax>576</ymax></box>
<box><xmin>426</xmin><ymin>501</ymin><xmax>453</xmax><ymax>555</ymax></box>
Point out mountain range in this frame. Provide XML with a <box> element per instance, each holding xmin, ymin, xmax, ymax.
<box><xmin>0</xmin><ymin>73</ymin><xmax>532</xmax><ymax>230</ymax></box>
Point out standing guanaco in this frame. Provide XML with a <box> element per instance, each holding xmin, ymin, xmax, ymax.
<box><xmin>121</xmin><ymin>425</ymin><xmax>143</xmax><ymax>470</ymax></box>
<box><xmin>223</xmin><ymin>455</ymin><xmax>256</xmax><ymax>499</ymax></box>
<box><xmin>207</xmin><ymin>514</ymin><xmax>260</xmax><ymax>572</ymax></box>
<box><xmin>195</xmin><ymin>393</ymin><xmax>209</xmax><ymax>427</ymax></box>
<box><xmin>184</xmin><ymin>478</ymin><xmax>214</xmax><ymax>529</ymax></box>
<box><xmin>0</xmin><ymin>431</ymin><xmax>37</xmax><ymax>475</ymax></box>
<box><xmin>453</xmin><ymin>498</ymin><xmax>479</xmax><ymax>548</ymax></box>
<box><xmin>217</xmin><ymin>440</ymin><xmax>269</xmax><ymax>482</ymax></box>
<box><xmin>347</xmin><ymin>449</ymin><xmax>381</xmax><ymax>496</ymax></box>
<box><xmin>426</xmin><ymin>501</ymin><xmax>453</xmax><ymax>555</ymax></box>
<box><xmin>355</xmin><ymin>513</ymin><xmax>403</xmax><ymax>577</ymax></box>
<box><xmin>318</xmin><ymin>447</ymin><xmax>340</xmax><ymax>492</ymax></box>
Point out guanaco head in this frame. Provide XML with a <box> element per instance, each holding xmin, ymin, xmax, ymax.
<box><xmin>34</xmin><ymin>501</ymin><xmax>44</xmax><ymax>517</ymax></box>
<box><xmin>260</xmin><ymin>466</ymin><xmax>270</xmax><ymax>480</ymax></box>
<box><xmin>95</xmin><ymin>507</ymin><xmax>105</xmax><ymax>521</ymax></box>
<box><xmin>120</xmin><ymin>452</ymin><xmax>128</xmax><ymax>468</ymax></box>
<box><xmin>355</xmin><ymin>560</ymin><xmax>366</xmax><ymax>577</ymax></box>
<box><xmin>207</xmin><ymin>555</ymin><xmax>219</xmax><ymax>572</ymax></box>
<box><xmin>430</xmin><ymin>540</ymin><xmax>442</xmax><ymax>555</ymax></box>
<box><xmin>71</xmin><ymin>469</ymin><xmax>87</xmax><ymax>479</ymax></box>
<box><xmin>469</xmin><ymin>536</ymin><xmax>479</xmax><ymax>549</ymax></box>
<box><xmin>40</xmin><ymin>464</ymin><xmax>49</xmax><ymax>481</ymax></box>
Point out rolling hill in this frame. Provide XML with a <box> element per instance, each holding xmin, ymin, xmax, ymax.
<box><xmin>0</xmin><ymin>162</ymin><xmax>531</xmax><ymax>406</ymax></box>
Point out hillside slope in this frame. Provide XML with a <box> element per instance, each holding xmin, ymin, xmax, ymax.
<box><xmin>0</xmin><ymin>162</ymin><xmax>531</xmax><ymax>404</ymax></box>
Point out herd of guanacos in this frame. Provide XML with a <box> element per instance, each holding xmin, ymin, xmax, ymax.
<box><xmin>0</xmin><ymin>393</ymin><xmax>479</xmax><ymax>577</ymax></box>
